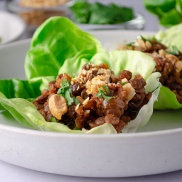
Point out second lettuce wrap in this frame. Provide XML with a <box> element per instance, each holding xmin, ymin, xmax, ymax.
<box><xmin>118</xmin><ymin>25</ymin><xmax>182</xmax><ymax>110</ymax></box>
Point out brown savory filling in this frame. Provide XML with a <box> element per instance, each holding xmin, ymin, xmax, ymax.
<box><xmin>33</xmin><ymin>63</ymin><xmax>151</xmax><ymax>133</ymax></box>
<box><xmin>118</xmin><ymin>37</ymin><xmax>182</xmax><ymax>103</ymax></box>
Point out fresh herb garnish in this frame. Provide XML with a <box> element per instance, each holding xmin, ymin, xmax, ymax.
<box><xmin>97</xmin><ymin>85</ymin><xmax>112</xmax><ymax>102</ymax></box>
<box><xmin>126</xmin><ymin>42</ymin><xmax>135</xmax><ymax>46</ymax></box>
<box><xmin>121</xmin><ymin>82</ymin><xmax>127</xmax><ymax>86</ymax></box>
<box><xmin>50</xmin><ymin>117</ymin><xmax>57</xmax><ymax>122</ymax></box>
<box><xmin>73</xmin><ymin>125</ymin><xmax>80</xmax><ymax>130</ymax></box>
<box><xmin>166</xmin><ymin>45</ymin><xmax>180</xmax><ymax>55</ymax></box>
<box><xmin>70</xmin><ymin>0</ymin><xmax>134</xmax><ymax>24</ymax></box>
<box><xmin>57</xmin><ymin>79</ymin><xmax>79</xmax><ymax>106</ymax></box>
<box><xmin>140</xmin><ymin>35</ymin><xmax>153</xmax><ymax>44</ymax></box>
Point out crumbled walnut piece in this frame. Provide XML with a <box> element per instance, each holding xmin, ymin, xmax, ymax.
<box><xmin>48</xmin><ymin>94</ymin><xmax>68</xmax><ymax>120</ymax></box>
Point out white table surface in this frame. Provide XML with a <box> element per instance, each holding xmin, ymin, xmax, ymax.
<box><xmin>1</xmin><ymin>0</ymin><xmax>182</xmax><ymax>181</ymax></box>
<box><xmin>1</xmin><ymin>160</ymin><xmax>182</xmax><ymax>182</ymax></box>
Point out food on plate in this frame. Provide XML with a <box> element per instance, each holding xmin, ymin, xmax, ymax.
<box><xmin>0</xmin><ymin>62</ymin><xmax>160</xmax><ymax>134</ymax></box>
<box><xmin>118</xmin><ymin>34</ymin><xmax>182</xmax><ymax>109</ymax></box>
<box><xmin>33</xmin><ymin>63</ymin><xmax>155</xmax><ymax>133</ymax></box>
<box><xmin>0</xmin><ymin>17</ymin><xmax>160</xmax><ymax>134</ymax></box>
<box><xmin>69</xmin><ymin>0</ymin><xmax>134</xmax><ymax>24</ymax></box>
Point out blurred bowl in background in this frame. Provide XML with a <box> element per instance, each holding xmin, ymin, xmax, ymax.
<box><xmin>17</xmin><ymin>0</ymin><xmax>72</xmax><ymax>8</ymax></box>
<box><xmin>0</xmin><ymin>10</ymin><xmax>26</xmax><ymax>44</ymax></box>
<box><xmin>68</xmin><ymin>0</ymin><xmax>145</xmax><ymax>31</ymax></box>
<box><xmin>7</xmin><ymin>0</ymin><xmax>74</xmax><ymax>31</ymax></box>
<box><xmin>74</xmin><ymin>13</ymin><xmax>145</xmax><ymax>31</ymax></box>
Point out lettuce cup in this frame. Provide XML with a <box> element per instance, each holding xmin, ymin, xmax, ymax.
<box><xmin>0</xmin><ymin>17</ymin><xmax>160</xmax><ymax>134</ymax></box>
<box><xmin>0</xmin><ymin>61</ymin><xmax>160</xmax><ymax>134</ymax></box>
<box><xmin>118</xmin><ymin>34</ymin><xmax>182</xmax><ymax>110</ymax></box>
<box><xmin>156</xmin><ymin>23</ymin><xmax>182</xmax><ymax>51</ymax></box>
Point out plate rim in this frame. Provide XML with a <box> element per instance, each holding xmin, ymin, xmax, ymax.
<box><xmin>0</xmin><ymin>116</ymin><xmax>182</xmax><ymax>138</ymax></box>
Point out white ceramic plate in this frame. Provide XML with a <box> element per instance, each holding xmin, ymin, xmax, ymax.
<box><xmin>0</xmin><ymin>30</ymin><xmax>182</xmax><ymax>178</ymax></box>
<box><xmin>0</xmin><ymin>11</ymin><xmax>26</xmax><ymax>44</ymax></box>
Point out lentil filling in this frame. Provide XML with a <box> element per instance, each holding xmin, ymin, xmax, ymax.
<box><xmin>33</xmin><ymin>63</ymin><xmax>151</xmax><ymax>133</ymax></box>
<box><xmin>118</xmin><ymin>38</ymin><xmax>182</xmax><ymax>103</ymax></box>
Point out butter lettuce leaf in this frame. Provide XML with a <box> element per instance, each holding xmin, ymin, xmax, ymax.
<box><xmin>90</xmin><ymin>50</ymin><xmax>156</xmax><ymax>79</ymax></box>
<box><xmin>0</xmin><ymin>76</ymin><xmax>55</xmax><ymax>101</ymax></box>
<box><xmin>155</xmin><ymin>23</ymin><xmax>182</xmax><ymax>50</ymax></box>
<box><xmin>25</xmin><ymin>16</ymin><xmax>104</xmax><ymax>79</ymax></box>
<box><xmin>60</xmin><ymin>50</ymin><xmax>156</xmax><ymax>80</ymax></box>
<box><xmin>154</xmin><ymin>86</ymin><xmax>182</xmax><ymax>110</ymax></box>
<box><xmin>143</xmin><ymin>0</ymin><xmax>180</xmax><ymax>27</ymax></box>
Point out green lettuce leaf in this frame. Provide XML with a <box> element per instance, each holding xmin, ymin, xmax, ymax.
<box><xmin>154</xmin><ymin>86</ymin><xmax>182</xmax><ymax>109</ymax></box>
<box><xmin>143</xmin><ymin>0</ymin><xmax>180</xmax><ymax>27</ymax></box>
<box><xmin>155</xmin><ymin>23</ymin><xmax>182</xmax><ymax>50</ymax></box>
<box><xmin>58</xmin><ymin>50</ymin><xmax>90</xmax><ymax>77</ymax></box>
<box><xmin>0</xmin><ymin>76</ymin><xmax>55</xmax><ymax>101</ymax></box>
<box><xmin>25</xmin><ymin>16</ymin><xmax>104</xmax><ymax>80</ymax></box>
<box><xmin>143</xmin><ymin>0</ymin><xmax>176</xmax><ymax>18</ymax></box>
<box><xmin>59</xmin><ymin>50</ymin><xmax>156</xmax><ymax>80</ymax></box>
<box><xmin>90</xmin><ymin>50</ymin><xmax>156</xmax><ymax>79</ymax></box>
<box><xmin>0</xmin><ymin>76</ymin><xmax>55</xmax><ymax>111</ymax></box>
<box><xmin>159</xmin><ymin>9</ymin><xmax>181</xmax><ymax>27</ymax></box>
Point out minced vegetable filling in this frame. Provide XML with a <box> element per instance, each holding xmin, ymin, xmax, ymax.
<box><xmin>118</xmin><ymin>37</ymin><xmax>182</xmax><ymax>103</ymax></box>
<box><xmin>33</xmin><ymin>63</ymin><xmax>152</xmax><ymax>133</ymax></box>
